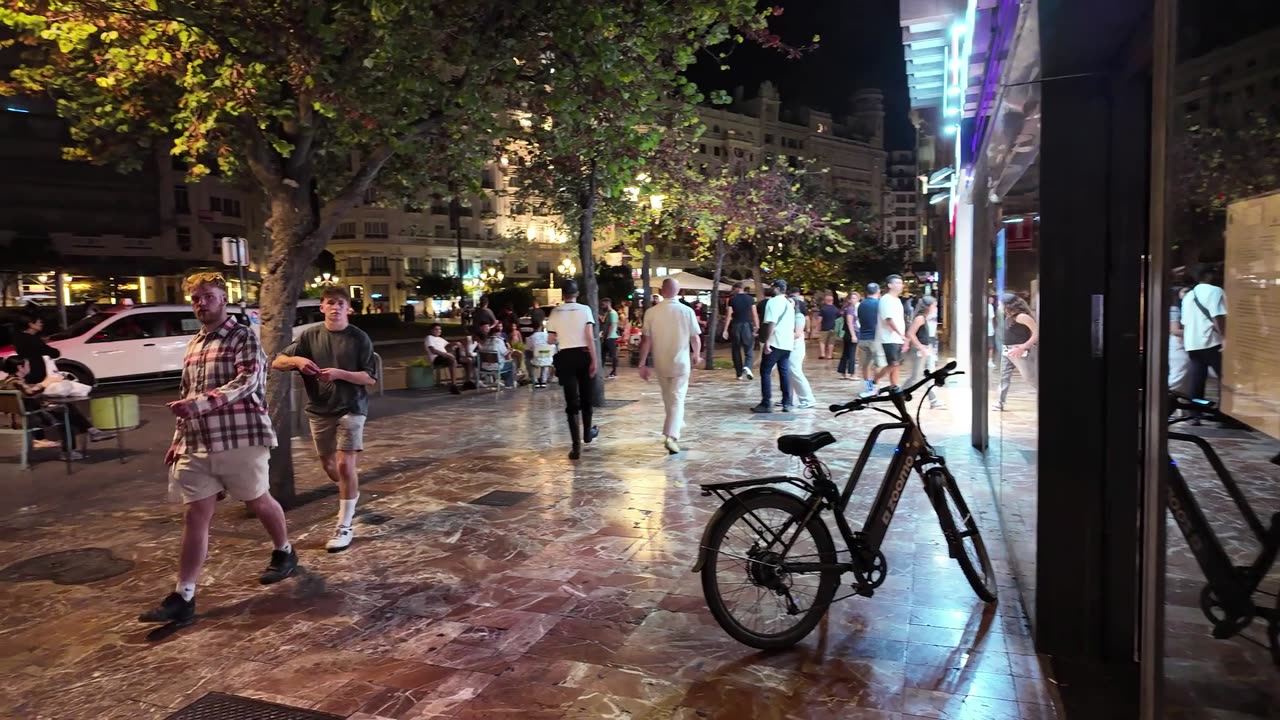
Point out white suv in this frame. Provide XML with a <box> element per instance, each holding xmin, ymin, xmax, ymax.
<box><xmin>0</xmin><ymin>301</ymin><xmax>323</xmax><ymax>387</ymax></box>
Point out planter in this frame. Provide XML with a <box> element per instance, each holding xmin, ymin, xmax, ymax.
<box><xmin>406</xmin><ymin>365</ymin><xmax>435</xmax><ymax>389</ymax></box>
<box><xmin>381</xmin><ymin>365</ymin><xmax>408</xmax><ymax>391</ymax></box>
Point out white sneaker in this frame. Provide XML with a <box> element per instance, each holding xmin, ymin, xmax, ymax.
<box><xmin>664</xmin><ymin>437</ymin><xmax>681</xmax><ymax>455</ymax></box>
<box><xmin>744</xmin><ymin>370</ymin><xmax>754</xmax><ymax>380</ymax></box>
<box><xmin>326</xmin><ymin>525</ymin><xmax>354</xmax><ymax>553</ymax></box>
<box><xmin>88</xmin><ymin>428</ymin><xmax>117</xmax><ymax>442</ymax></box>
<box><xmin>797</xmin><ymin>400</ymin><xmax>815</xmax><ymax>409</ymax></box>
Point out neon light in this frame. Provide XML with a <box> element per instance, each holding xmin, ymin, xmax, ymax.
<box><xmin>4</xmin><ymin>106</ymin><xmax>30</xmax><ymax>113</ymax></box>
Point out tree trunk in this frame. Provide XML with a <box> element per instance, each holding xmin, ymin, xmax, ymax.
<box><xmin>577</xmin><ymin>160</ymin><xmax>605</xmax><ymax>408</ymax></box>
<box><xmin>752</xmin><ymin>265</ymin><xmax>765</xmax><ymax>300</ymax></box>
<box><xmin>259</xmin><ymin>189</ymin><xmax>325</xmax><ymax>507</ymax></box>
<box><xmin>705</xmin><ymin>228</ymin><xmax>727</xmax><ymax>370</ymax></box>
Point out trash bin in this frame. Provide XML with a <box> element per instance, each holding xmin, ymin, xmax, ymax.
<box><xmin>402</xmin><ymin>304</ymin><xmax>415</xmax><ymax>323</ymax></box>
<box><xmin>90</xmin><ymin>394</ymin><xmax>139</xmax><ymax>430</ymax></box>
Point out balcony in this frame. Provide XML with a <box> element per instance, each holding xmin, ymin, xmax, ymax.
<box><xmin>368</xmin><ymin>268</ymin><xmax>391</xmax><ymax>276</ymax></box>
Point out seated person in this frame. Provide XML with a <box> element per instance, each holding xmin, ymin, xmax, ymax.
<box><xmin>424</xmin><ymin>323</ymin><xmax>471</xmax><ymax>395</ymax></box>
<box><xmin>526</xmin><ymin>326</ymin><xmax>555</xmax><ymax>389</ymax></box>
<box><xmin>1</xmin><ymin>356</ymin><xmax>115</xmax><ymax>459</ymax></box>
<box><xmin>480</xmin><ymin>326</ymin><xmax>515</xmax><ymax>388</ymax></box>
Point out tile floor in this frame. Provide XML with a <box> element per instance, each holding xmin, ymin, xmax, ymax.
<box><xmin>0</xmin><ymin>355</ymin><xmax>1061</xmax><ymax>719</ymax></box>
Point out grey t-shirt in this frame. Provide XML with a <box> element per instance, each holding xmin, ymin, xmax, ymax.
<box><xmin>283</xmin><ymin>324</ymin><xmax>377</xmax><ymax>417</ymax></box>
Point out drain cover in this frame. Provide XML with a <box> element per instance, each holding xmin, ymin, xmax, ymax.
<box><xmin>0</xmin><ymin>548</ymin><xmax>133</xmax><ymax>585</ymax></box>
<box><xmin>468</xmin><ymin>490</ymin><xmax>534</xmax><ymax>507</ymax></box>
<box><xmin>165</xmin><ymin>693</ymin><xmax>342</xmax><ymax>720</ymax></box>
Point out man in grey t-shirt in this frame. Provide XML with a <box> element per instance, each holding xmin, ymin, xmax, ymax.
<box><xmin>274</xmin><ymin>288</ymin><xmax>378</xmax><ymax>552</ymax></box>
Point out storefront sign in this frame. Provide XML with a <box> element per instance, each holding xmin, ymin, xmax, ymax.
<box><xmin>1223</xmin><ymin>192</ymin><xmax>1280</xmax><ymax>439</ymax></box>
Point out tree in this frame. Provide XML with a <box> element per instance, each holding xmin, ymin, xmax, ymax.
<box><xmin>661</xmin><ymin>157</ymin><xmax>849</xmax><ymax>369</ymax></box>
<box><xmin>509</xmin><ymin>1</ymin><xmax>771</xmax><ymax>402</ymax></box>
<box><xmin>1</xmin><ymin>1</ymin><xmax>574</xmax><ymax>502</ymax></box>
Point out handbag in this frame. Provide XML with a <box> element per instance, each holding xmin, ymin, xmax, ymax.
<box><xmin>834</xmin><ymin>315</ymin><xmax>846</xmax><ymax>340</ymax></box>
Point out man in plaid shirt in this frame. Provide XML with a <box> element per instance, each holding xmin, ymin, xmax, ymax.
<box><xmin>139</xmin><ymin>272</ymin><xmax>297</xmax><ymax>625</ymax></box>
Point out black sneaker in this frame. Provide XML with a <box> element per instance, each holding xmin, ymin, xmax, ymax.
<box><xmin>259</xmin><ymin>547</ymin><xmax>298</xmax><ymax>585</ymax></box>
<box><xmin>750</xmin><ymin>404</ymin><xmax>772</xmax><ymax>414</ymax></box>
<box><xmin>449</xmin><ymin>385</ymin><xmax>461</xmax><ymax>395</ymax></box>
<box><xmin>138</xmin><ymin>592</ymin><xmax>194</xmax><ymax>623</ymax></box>
<box><xmin>584</xmin><ymin>426</ymin><xmax>599</xmax><ymax>444</ymax></box>
<box><xmin>463</xmin><ymin>381</ymin><xmax>477</xmax><ymax>391</ymax></box>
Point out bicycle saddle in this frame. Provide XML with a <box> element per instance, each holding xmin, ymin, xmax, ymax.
<box><xmin>777</xmin><ymin>431</ymin><xmax>837</xmax><ymax>457</ymax></box>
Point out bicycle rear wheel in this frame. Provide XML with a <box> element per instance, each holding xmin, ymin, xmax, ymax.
<box><xmin>700</xmin><ymin>491</ymin><xmax>840</xmax><ymax>650</ymax></box>
<box><xmin>925</xmin><ymin>468</ymin><xmax>998</xmax><ymax>602</ymax></box>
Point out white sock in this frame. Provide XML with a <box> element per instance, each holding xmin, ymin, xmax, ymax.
<box><xmin>338</xmin><ymin>496</ymin><xmax>359</xmax><ymax>528</ymax></box>
<box><xmin>175</xmin><ymin>581</ymin><xmax>195</xmax><ymax>602</ymax></box>
<box><xmin>275</xmin><ymin>541</ymin><xmax>292</xmax><ymax>553</ymax></box>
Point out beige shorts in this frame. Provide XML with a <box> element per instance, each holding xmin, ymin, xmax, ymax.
<box><xmin>857</xmin><ymin>339</ymin><xmax>886</xmax><ymax>369</ymax></box>
<box><xmin>169</xmin><ymin>445</ymin><xmax>270</xmax><ymax>504</ymax></box>
<box><xmin>309</xmin><ymin>413</ymin><xmax>366</xmax><ymax>456</ymax></box>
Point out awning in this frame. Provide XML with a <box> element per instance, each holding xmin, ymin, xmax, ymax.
<box><xmin>646</xmin><ymin>271</ymin><xmax>733</xmax><ymax>292</ymax></box>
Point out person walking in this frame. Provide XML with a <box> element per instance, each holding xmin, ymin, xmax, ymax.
<box><xmin>995</xmin><ymin>293</ymin><xmax>1039</xmax><ymax>411</ymax></box>
<box><xmin>1168</xmin><ymin>286</ymin><xmax>1190</xmax><ymax>397</ymax></box>
<box><xmin>721</xmin><ymin>281</ymin><xmax>758</xmax><ymax>381</ymax></box>
<box><xmin>817</xmin><ymin>293</ymin><xmax>841</xmax><ymax>360</ymax></box>
<box><xmin>855</xmin><ymin>283</ymin><xmax>885</xmax><ymax>393</ymax></box>
<box><xmin>637</xmin><ymin>278</ymin><xmax>702</xmax><ymax>455</ymax></box>
<box><xmin>600</xmin><ymin>298</ymin><xmax>620</xmax><ymax>379</ymax></box>
<box><xmin>836</xmin><ymin>292</ymin><xmax>860</xmax><ymax>379</ymax></box>
<box><xmin>1180</xmin><ymin>265</ymin><xmax>1226</xmax><ymax>416</ymax></box>
<box><xmin>546</xmin><ymin>280</ymin><xmax>600</xmax><ymax>460</ymax></box>
<box><xmin>751</xmin><ymin>279</ymin><xmax>795</xmax><ymax>413</ymax></box>
<box><xmin>274</xmin><ymin>286</ymin><xmax>378</xmax><ymax>553</ymax></box>
<box><xmin>903</xmin><ymin>296</ymin><xmax>945</xmax><ymax>409</ymax></box>
<box><xmin>870</xmin><ymin>275</ymin><xmax>907</xmax><ymax>393</ymax></box>
<box><xmin>139</xmin><ymin>272</ymin><xmax>296</xmax><ymax>625</ymax></box>
<box><xmin>786</xmin><ymin>287</ymin><xmax>817</xmax><ymax>409</ymax></box>
<box><xmin>12</xmin><ymin>311</ymin><xmax>61</xmax><ymax>385</ymax></box>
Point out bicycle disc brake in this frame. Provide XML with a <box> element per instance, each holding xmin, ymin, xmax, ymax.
<box><xmin>1199</xmin><ymin>585</ymin><xmax>1253</xmax><ymax>639</ymax></box>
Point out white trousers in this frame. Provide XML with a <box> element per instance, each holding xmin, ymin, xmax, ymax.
<box><xmin>1168</xmin><ymin>335</ymin><xmax>1189</xmax><ymax>394</ymax></box>
<box><xmin>789</xmin><ymin>339</ymin><xmax>815</xmax><ymax>404</ymax></box>
<box><xmin>657</xmin><ymin>373</ymin><xmax>689</xmax><ymax>440</ymax></box>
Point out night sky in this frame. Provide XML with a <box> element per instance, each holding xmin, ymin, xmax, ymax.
<box><xmin>686</xmin><ymin>0</ymin><xmax>915</xmax><ymax>151</ymax></box>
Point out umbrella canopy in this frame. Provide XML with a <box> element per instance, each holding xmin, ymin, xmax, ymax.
<box><xmin>646</xmin><ymin>271</ymin><xmax>733</xmax><ymax>292</ymax></box>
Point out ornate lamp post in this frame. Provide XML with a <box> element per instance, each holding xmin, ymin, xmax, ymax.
<box><xmin>310</xmin><ymin>272</ymin><xmax>340</xmax><ymax>289</ymax></box>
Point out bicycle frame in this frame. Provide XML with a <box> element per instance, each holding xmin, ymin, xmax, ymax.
<box><xmin>1167</xmin><ymin>430</ymin><xmax>1280</xmax><ymax>637</ymax></box>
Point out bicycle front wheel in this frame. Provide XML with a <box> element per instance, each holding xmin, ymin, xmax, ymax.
<box><xmin>700</xmin><ymin>491</ymin><xmax>840</xmax><ymax>650</ymax></box>
<box><xmin>925</xmin><ymin>468</ymin><xmax>998</xmax><ymax>602</ymax></box>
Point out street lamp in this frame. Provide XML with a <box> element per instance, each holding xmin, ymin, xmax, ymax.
<box><xmin>626</xmin><ymin>176</ymin><xmax>666</xmax><ymax>311</ymax></box>
<box><xmin>480</xmin><ymin>266</ymin><xmax>504</xmax><ymax>285</ymax></box>
<box><xmin>310</xmin><ymin>272</ymin><xmax>340</xmax><ymax>289</ymax></box>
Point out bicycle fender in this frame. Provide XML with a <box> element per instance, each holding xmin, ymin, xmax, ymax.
<box><xmin>691</xmin><ymin>486</ymin><xmax>801</xmax><ymax>574</ymax></box>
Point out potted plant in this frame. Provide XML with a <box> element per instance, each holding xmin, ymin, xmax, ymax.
<box><xmin>406</xmin><ymin>357</ymin><xmax>434</xmax><ymax>389</ymax></box>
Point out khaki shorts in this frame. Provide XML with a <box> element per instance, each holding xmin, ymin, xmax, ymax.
<box><xmin>169</xmin><ymin>445</ymin><xmax>270</xmax><ymax>504</ymax></box>
<box><xmin>310</xmin><ymin>413</ymin><xmax>366</xmax><ymax>455</ymax></box>
<box><xmin>857</xmin><ymin>339</ymin><xmax>886</xmax><ymax>369</ymax></box>
<box><xmin>820</xmin><ymin>330</ymin><xmax>836</xmax><ymax>345</ymax></box>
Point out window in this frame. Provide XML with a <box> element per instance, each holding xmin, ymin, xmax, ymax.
<box><xmin>174</xmin><ymin>186</ymin><xmax>190</xmax><ymax>214</ymax></box>
<box><xmin>481</xmin><ymin>170</ymin><xmax>495</xmax><ymax>189</ymax></box>
<box><xmin>406</xmin><ymin>256</ymin><xmax>424</xmax><ymax>274</ymax></box>
<box><xmin>699</xmin><ymin>143</ymin><xmax>707</xmax><ymax>154</ymax></box>
<box><xmin>369</xmin><ymin>256</ymin><xmax>389</xmax><ymax>275</ymax></box>
<box><xmin>88</xmin><ymin>314</ymin><xmax>167</xmax><ymax>343</ymax></box>
<box><xmin>764</xmin><ymin>134</ymin><xmax>774</xmax><ymax>144</ymax></box>
<box><xmin>907</xmin><ymin>221</ymin><xmax>917</xmax><ymax>230</ymax></box>
<box><xmin>434</xmin><ymin>224</ymin><xmax>446</xmax><ymax>237</ymax></box>
<box><xmin>364</xmin><ymin>221</ymin><xmax>389</xmax><ymax>238</ymax></box>
<box><xmin>335</xmin><ymin>222</ymin><xmax>356</xmax><ymax>239</ymax></box>
<box><xmin>713</xmin><ymin>146</ymin><xmax>722</xmax><ymax>157</ymax></box>
<box><xmin>176</xmin><ymin>226</ymin><xmax>192</xmax><ymax>252</ymax></box>
<box><xmin>536</xmin><ymin>261</ymin><xmax>551</xmax><ymax>275</ymax></box>
<box><xmin>210</xmin><ymin>196</ymin><xmax>222</xmax><ymax>213</ymax></box>
<box><xmin>481</xmin><ymin>198</ymin><xmax>494</xmax><ymax>213</ymax></box>
<box><xmin>514</xmin><ymin>258</ymin><xmax>530</xmax><ymax>274</ymax></box>
<box><xmin>431</xmin><ymin>258</ymin><xmax>450</xmax><ymax>275</ymax></box>
<box><xmin>712</xmin><ymin>124</ymin><xmax>720</xmax><ymax>133</ymax></box>
<box><xmin>460</xmin><ymin>259</ymin><xmax>474</xmax><ymax>276</ymax></box>
<box><xmin>346</xmin><ymin>257</ymin><xmax>363</xmax><ymax>274</ymax></box>
<box><xmin>431</xmin><ymin>202</ymin><xmax>449</xmax><ymax>215</ymax></box>
<box><xmin>485</xmin><ymin>226</ymin><xmax>496</xmax><ymax>240</ymax></box>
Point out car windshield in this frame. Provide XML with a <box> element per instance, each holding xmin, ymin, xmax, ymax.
<box><xmin>48</xmin><ymin>311</ymin><xmax>117</xmax><ymax>341</ymax></box>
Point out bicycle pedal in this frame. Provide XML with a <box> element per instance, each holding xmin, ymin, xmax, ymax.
<box><xmin>853</xmin><ymin>585</ymin><xmax>875</xmax><ymax>598</ymax></box>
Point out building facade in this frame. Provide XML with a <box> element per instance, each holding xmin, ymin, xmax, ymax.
<box><xmin>882</xmin><ymin>150</ymin><xmax>920</xmax><ymax>249</ymax></box>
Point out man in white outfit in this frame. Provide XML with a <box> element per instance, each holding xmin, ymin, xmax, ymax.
<box><xmin>786</xmin><ymin>287</ymin><xmax>817</xmax><ymax>409</ymax></box>
<box><xmin>637</xmin><ymin>278</ymin><xmax>702</xmax><ymax>455</ymax></box>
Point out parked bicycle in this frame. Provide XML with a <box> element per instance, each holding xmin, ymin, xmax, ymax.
<box><xmin>1167</xmin><ymin>393</ymin><xmax>1279</xmax><ymax>665</ymax></box>
<box><xmin>692</xmin><ymin>361</ymin><xmax>997</xmax><ymax>650</ymax></box>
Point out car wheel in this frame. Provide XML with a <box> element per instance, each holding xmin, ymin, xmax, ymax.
<box><xmin>55</xmin><ymin>361</ymin><xmax>96</xmax><ymax>388</ymax></box>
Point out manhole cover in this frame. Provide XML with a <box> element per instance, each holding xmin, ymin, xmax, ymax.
<box><xmin>468</xmin><ymin>490</ymin><xmax>534</xmax><ymax>507</ymax></box>
<box><xmin>0</xmin><ymin>548</ymin><xmax>133</xmax><ymax>585</ymax></box>
<box><xmin>165</xmin><ymin>693</ymin><xmax>342</xmax><ymax>720</ymax></box>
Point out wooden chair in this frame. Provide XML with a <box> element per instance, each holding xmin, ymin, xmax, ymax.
<box><xmin>0</xmin><ymin>390</ymin><xmax>64</xmax><ymax>471</ymax></box>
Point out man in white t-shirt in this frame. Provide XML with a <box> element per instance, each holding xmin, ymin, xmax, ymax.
<box><xmin>423</xmin><ymin>323</ymin><xmax>469</xmax><ymax>395</ymax></box>
<box><xmin>1179</xmin><ymin>265</ymin><xmax>1227</xmax><ymax>410</ymax></box>
<box><xmin>871</xmin><ymin>274</ymin><xmax>907</xmax><ymax>392</ymax></box>
<box><xmin>752</xmin><ymin>279</ymin><xmax>796</xmax><ymax>413</ymax></box>
<box><xmin>546</xmin><ymin>280</ymin><xmax>600</xmax><ymax>460</ymax></box>
<box><xmin>637</xmin><ymin>278</ymin><xmax>702</xmax><ymax>455</ymax></box>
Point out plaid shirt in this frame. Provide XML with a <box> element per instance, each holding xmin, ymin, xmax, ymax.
<box><xmin>170</xmin><ymin>316</ymin><xmax>276</xmax><ymax>455</ymax></box>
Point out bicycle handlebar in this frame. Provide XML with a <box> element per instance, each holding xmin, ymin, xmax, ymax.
<box><xmin>829</xmin><ymin>361</ymin><xmax>964</xmax><ymax>414</ymax></box>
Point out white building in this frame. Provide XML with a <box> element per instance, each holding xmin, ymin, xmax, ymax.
<box><xmin>883</xmin><ymin>150</ymin><xmax>920</xmax><ymax>249</ymax></box>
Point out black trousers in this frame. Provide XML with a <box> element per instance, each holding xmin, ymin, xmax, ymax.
<box><xmin>1187</xmin><ymin>345</ymin><xmax>1222</xmax><ymax>404</ymax></box>
<box><xmin>553</xmin><ymin>348</ymin><xmax>594</xmax><ymax>424</ymax></box>
<box><xmin>729</xmin><ymin>323</ymin><xmax>754</xmax><ymax>376</ymax></box>
<box><xmin>602</xmin><ymin>338</ymin><xmax>619</xmax><ymax>375</ymax></box>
